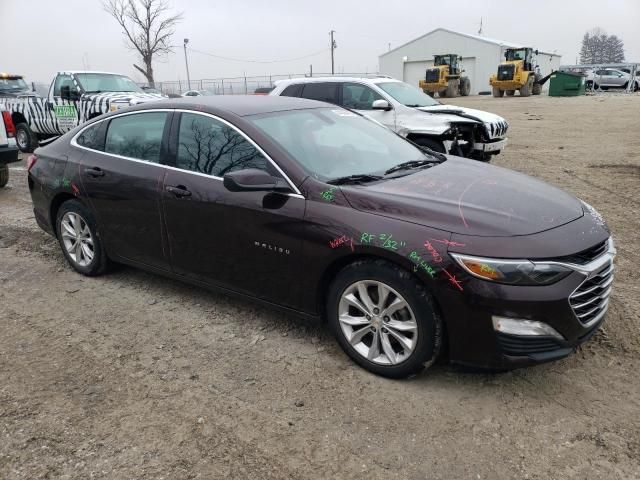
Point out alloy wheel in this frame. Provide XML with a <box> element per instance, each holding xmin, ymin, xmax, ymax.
<box><xmin>60</xmin><ymin>212</ymin><xmax>95</xmax><ymax>267</ymax></box>
<box><xmin>338</xmin><ymin>280</ymin><xmax>418</xmax><ymax>365</ymax></box>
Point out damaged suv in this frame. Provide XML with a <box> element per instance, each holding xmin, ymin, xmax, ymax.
<box><xmin>270</xmin><ymin>77</ymin><xmax>508</xmax><ymax>160</ymax></box>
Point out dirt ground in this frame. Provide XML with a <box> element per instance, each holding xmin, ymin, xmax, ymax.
<box><xmin>1</xmin><ymin>93</ymin><xmax>639</xmax><ymax>480</ymax></box>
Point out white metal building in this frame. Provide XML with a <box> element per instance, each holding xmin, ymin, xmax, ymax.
<box><xmin>379</xmin><ymin>28</ymin><xmax>562</xmax><ymax>95</ymax></box>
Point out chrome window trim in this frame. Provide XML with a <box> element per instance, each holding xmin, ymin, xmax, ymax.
<box><xmin>70</xmin><ymin>107</ymin><xmax>304</xmax><ymax>197</ymax></box>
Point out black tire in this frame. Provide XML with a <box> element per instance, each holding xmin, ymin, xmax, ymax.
<box><xmin>327</xmin><ymin>259</ymin><xmax>442</xmax><ymax>378</ymax></box>
<box><xmin>519</xmin><ymin>76</ymin><xmax>533</xmax><ymax>97</ymax></box>
<box><xmin>445</xmin><ymin>79</ymin><xmax>458</xmax><ymax>98</ymax></box>
<box><xmin>15</xmin><ymin>123</ymin><xmax>38</xmax><ymax>153</ymax></box>
<box><xmin>505</xmin><ymin>90</ymin><xmax>515</xmax><ymax>96</ymax></box>
<box><xmin>0</xmin><ymin>164</ymin><xmax>8</xmax><ymax>188</ymax></box>
<box><xmin>492</xmin><ymin>87</ymin><xmax>504</xmax><ymax>97</ymax></box>
<box><xmin>459</xmin><ymin>77</ymin><xmax>471</xmax><ymax>96</ymax></box>
<box><xmin>413</xmin><ymin>137</ymin><xmax>446</xmax><ymax>154</ymax></box>
<box><xmin>55</xmin><ymin>199</ymin><xmax>109</xmax><ymax>276</ymax></box>
<box><xmin>439</xmin><ymin>89</ymin><xmax>447</xmax><ymax>98</ymax></box>
<box><xmin>426</xmin><ymin>90</ymin><xmax>435</xmax><ymax>97</ymax></box>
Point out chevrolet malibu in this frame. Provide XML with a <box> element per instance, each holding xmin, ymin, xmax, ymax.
<box><xmin>27</xmin><ymin>96</ymin><xmax>615</xmax><ymax>378</ymax></box>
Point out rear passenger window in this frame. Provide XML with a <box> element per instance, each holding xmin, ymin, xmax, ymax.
<box><xmin>176</xmin><ymin>113</ymin><xmax>269</xmax><ymax>177</ymax></box>
<box><xmin>104</xmin><ymin>112</ymin><xmax>167</xmax><ymax>163</ymax></box>
<box><xmin>300</xmin><ymin>83</ymin><xmax>338</xmax><ymax>104</ymax></box>
<box><xmin>281</xmin><ymin>84</ymin><xmax>303</xmax><ymax>97</ymax></box>
<box><xmin>76</xmin><ymin>122</ymin><xmax>104</xmax><ymax>151</ymax></box>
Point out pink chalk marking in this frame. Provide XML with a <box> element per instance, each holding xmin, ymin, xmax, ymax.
<box><xmin>71</xmin><ymin>183</ymin><xmax>80</xmax><ymax>196</ymax></box>
<box><xmin>430</xmin><ymin>238</ymin><xmax>466</xmax><ymax>248</ymax></box>
<box><xmin>442</xmin><ymin>268</ymin><xmax>464</xmax><ymax>292</ymax></box>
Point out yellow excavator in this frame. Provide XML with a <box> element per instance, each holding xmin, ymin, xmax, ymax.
<box><xmin>419</xmin><ymin>54</ymin><xmax>471</xmax><ymax>98</ymax></box>
<box><xmin>489</xmin><ymin>47</ymin><xmax>543</xmax><ymax>97</ymax></box>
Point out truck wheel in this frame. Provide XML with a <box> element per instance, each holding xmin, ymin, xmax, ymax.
<box><xmin>439</xmin><ymin>89</ymin><xmax>447</xmax><ymax>98</ymax></box>
<box><xmin>413</xmin><ymin>137</ymin><xmax>446</xmax><ymax>154</ymax></box>
<box><xmin>492</xmin><ymin>87</ymin><xmax>504</xmax><ymax>97</ymax></box>
<box><xmin>426</xmin><ymin>91</ymin><xmax>435</xmax><ymax>97</ymax></box>
<box><xmin>446</xmin><ymin>79</ymin><xmax>458</xmax><ymax>98</ymax></box>
<box><xmin>519</xmin><ymin>77</ymin><xmax>533</xmax><ymax>97</ymax></box>
<box><xmin>505</xmin><ymin>90</ymin><xmax>515</xmax><ymax>96</ymax></box>
<box><xmin>0</xmin><ymin>164</ymin><xmax>8</xmax><ymax>188</ymax></box>
<box><xmin>15</xmin><ymin>123</ymin><xmax>38</xmax><ymax>153</ymax></box>
<box><xmin>459</xmin><ymin>77</ymin><xmax>471</xmax><ymax>96</ymax></box>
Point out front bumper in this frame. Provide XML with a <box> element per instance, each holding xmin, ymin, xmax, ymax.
<box><xmin>472</xmin><ymin>137</ymin><xmax>507</xmax><ymax>154</ymax></box>
<box><xmin>437</xmin><ymin>238</ymin><xmax>615</xmax><ymax>370</ymax></box>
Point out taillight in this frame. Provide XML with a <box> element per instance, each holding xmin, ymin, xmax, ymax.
<box><xmin>1</xmin><ymin>111</ymin><xmax>15</xmax><ymax>137</ymax></box>
<box><xmin>27</xmin><ymin>154</ymin><xmax>38</xmax><ymax>171</ymax></box>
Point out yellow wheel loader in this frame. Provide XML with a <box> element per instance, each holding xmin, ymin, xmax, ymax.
<box><xmin>419</xmin><ymin>54</ymin><xmax>471</xmax><ymax>98</ymax></box>
<box><xmin>489</xmin><ymin>48</ymin><xmax>544</xmax><ymax>97</ymax></box>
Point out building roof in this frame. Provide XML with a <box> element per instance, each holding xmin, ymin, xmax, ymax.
<box><xmin>380</xmin><ymin>28</ymin><xmax>560</xmax><ymax>58</ymax></box>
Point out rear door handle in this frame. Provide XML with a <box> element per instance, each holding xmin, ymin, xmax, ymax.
<box><xmin>165</xmin><ymin>185</ymin><xmax>192</xmax><ymax>198</ymax></box>
<box><xmin>84</xmin><ymin>167</ymin><xmax>104</xmax><ymax>177</ymax></box>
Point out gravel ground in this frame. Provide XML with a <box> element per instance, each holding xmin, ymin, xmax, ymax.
<box><xmin>1</xmin><ymin>93</ymin><xmax>639</xmax><ymax>479</ymax></box>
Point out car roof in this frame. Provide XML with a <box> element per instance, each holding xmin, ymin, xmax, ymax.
<box><xmin>130</xmin><ymin>95</ymin><xmax>331</xmax><ymax>117</ymax></box>
<box><xmin>274</xmin><ymin>76</ymin><xmax>397</xmax><ymax>86</ymax></box>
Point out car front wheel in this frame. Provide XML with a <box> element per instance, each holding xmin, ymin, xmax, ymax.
<box><xmin>327</xmin><ymin>260</ymin><xmax>442</xmax><ymax>378</ymax></box>
<box><xmin>56</xmin><ymin>199</ymin><xmax>109</xmax><ymax>276</ymax></box>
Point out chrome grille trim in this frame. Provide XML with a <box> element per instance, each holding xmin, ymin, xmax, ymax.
<box><xmin>568</xmin><ymin>238</ymin><xmax>615</xmax><ymax>328</ymax></box>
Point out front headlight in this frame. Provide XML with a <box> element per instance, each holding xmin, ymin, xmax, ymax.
<box><xmin>450</xmin><ymin>253</ymin><xmax>572</xmax><ymax>286</ymax></box>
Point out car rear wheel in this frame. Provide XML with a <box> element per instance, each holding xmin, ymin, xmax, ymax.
<box><xmin>15</xmin><ymin>123</ymin><xmax>38</xmax><ymax>153</ymax></box>
<box><xmin>327</xmin><ymin>260</ymin><xmax>442</xmax><ymax>378</ymax></box>
<box><xmin>56</xmin><ymin>199</ymin><xmax>109</xmax><ymax>276</ymax></box>
<box><xmin>0</xmin><ymin>164</ymin><xmax>8</xmax><ymax>187</ymax></box>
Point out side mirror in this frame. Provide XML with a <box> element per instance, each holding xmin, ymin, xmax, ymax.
<box><xmin>535</xmin><ymin>49</ymin><xmax>539</xmax><ymax>55</ymax></box>
<box><xmin>223</xmin><ymin>169</ymin><xmax>291</xmax><ymax>193</ymax></box>
<box><xmin>372</xmin><ymin>99</ymin><xmax>391</xmax><ymax>111</ymax></box>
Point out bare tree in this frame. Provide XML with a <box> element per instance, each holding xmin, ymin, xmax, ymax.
<box><xmin>103</xmin><ymin>0</ymin><xmax>183</xmax><ymax>86</ymax></box>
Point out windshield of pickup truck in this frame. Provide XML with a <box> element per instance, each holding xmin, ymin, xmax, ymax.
<box><xmin>377</xmin><ymin>81</ymin><xmax>440</xmax><ymax>108</ymax></box>
<box><xmin>74</xmin><ymin>73</ymin><xmax>143</xmax><ymax>93</ymax></box>
<box><xmin>0</xmin><ymin>77</ymin><xmax>29</xmax><ymax>93</ymax></box>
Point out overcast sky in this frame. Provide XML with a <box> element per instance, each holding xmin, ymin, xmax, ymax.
<box><xmin>3</xmin><ymin>0</ymin><xmax>639</xmax><ymax>86</ymax></box>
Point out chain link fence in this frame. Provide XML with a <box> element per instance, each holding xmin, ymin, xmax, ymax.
<box><xmin>145</xmin><ymin>72</ymin><xmax>376</xmax><ymax>95</ymax></box>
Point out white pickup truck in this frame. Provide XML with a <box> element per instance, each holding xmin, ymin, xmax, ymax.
<box><xmin>270</xmin><ymin>76</ymin><xmax>508</xmax><ymax>161</ymax></box>
<box><xmin>1</xmin><ymin>71</ymin><xmax>165</xmax><ymax>152</ymax></box>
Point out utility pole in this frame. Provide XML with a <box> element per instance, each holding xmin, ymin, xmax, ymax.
<box><xmin>330</xmin><ymin>30</ymin><xmax>336</xmax><ymax>74</ymax></box>
<box><xmin>183</xmin><ymin>38</ymin><xmax>192</xmax><ymax>91</ymax></box>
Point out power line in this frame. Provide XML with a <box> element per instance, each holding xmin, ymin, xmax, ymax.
<box><xmin>186</xmin><ymin>46</ymin><xmax>329</xmax><ymax>64</ymax></box>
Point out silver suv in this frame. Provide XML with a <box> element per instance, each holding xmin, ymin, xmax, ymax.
<box><xmin>587</xmin><ymin>68</ymin><xmax>639</xmax><ymax>91</ymax></box>
<box><xmin>270</xmin><ymin>76</ymin><xmax>508</xmax><ymax>160</ymax></box>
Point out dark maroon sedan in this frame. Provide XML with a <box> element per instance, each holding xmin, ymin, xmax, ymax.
<box><xmin>26</xmin><ymin>96</ymin><xmax>615</xmax><ymax>378</ymax></box>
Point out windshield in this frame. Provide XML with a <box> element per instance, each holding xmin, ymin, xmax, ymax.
<box><xmin>506</xmin><ymin>49</ymin><xmax>527</xmax><ymax>61</ymax></box>
<box><xmin>74</xmin><ymin>73</ymin><xmax>143</xmax><ymax>93</ymax></box>
<box><xmin>376</xmin><ymin>81</ymin><xmax>439</xmax><ymax>107</ymax></box>
<box><xmin>0</xmin><ymin>77</ymin><xmax>29</xmax><ymax>92</ymax></box>
<box><xmin>249</xmin><ymin>108</ymin><xmax>432</xmax><ymax>182</ymax></box>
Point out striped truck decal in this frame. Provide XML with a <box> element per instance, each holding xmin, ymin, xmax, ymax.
<box><xmin>1</xmin><ymin>72</ymin><xmax>164</xmax><ymax>138</ymax></box>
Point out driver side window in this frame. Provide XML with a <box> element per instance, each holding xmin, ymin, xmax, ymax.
<box><xmin>53</xmin><ymin>75</ymin><xmax>74</xmax><ymax>97</ymax></box>
<box><xmin>341</xmin><ymin>83</ymin><xmax>383</xmax><ymax>110</ymax></box>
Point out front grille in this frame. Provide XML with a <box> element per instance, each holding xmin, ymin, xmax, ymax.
<box><xmin>487</xmin><ymin>120</ymin><xmax>508</xmax><ymax>139</ymax></box>
<box><xmin>570</xmin><ymin>261</ymin><xmax>614</xmax><ymax>326</ymax></box>
<box><xmin>425</xmin><ymin>69</ymin><xmax>440</xmax><ymax>83</ymax></box>
<box><xmin>497</xmin><ymin>64</ymin><xmax>515</xmax><ymax>81</ymax></box>
<box><xmin>549</xmin><ymin>240</ymin><xmax>609</xmax><ymax>265</ymax></box>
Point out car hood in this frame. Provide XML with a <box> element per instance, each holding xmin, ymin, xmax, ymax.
<box><xmin>341</xmin><ymin>156</ymin><xmax>583</xmax><ymax>237</ymax></box>
<box><xmin>417</xmin><ymin>104</ymin><xmax>506</xmax><ymax>124</ymax></box>
<box><xmin>395</xmin><ymin>108</ymin><xmax>478</xmax><ymax>136</ymax></box>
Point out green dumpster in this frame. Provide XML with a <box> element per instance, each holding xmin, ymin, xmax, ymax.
<box><xmin>548</xmin><ymin>71</ymin><xmax>586</xmax><ymax>96</ymax></box>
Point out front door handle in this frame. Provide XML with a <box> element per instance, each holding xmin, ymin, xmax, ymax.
<box><xmin>165</xmin><ymin>185</ymin><xmax>192</xmax><ymax>198</ymax></box>
<box><xmin>84</xmin><ymin>167</ymin><xmax>104</xmax><ymax>177</ymax></box>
